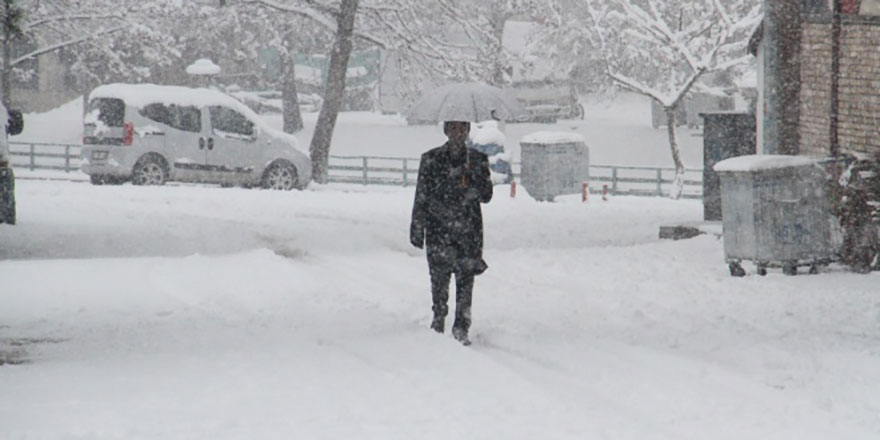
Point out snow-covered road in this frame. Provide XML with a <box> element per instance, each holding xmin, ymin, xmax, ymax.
<box><xmin>2</xmin><ymin>179</ymin><xmax>879</xmax><ymax>439</ymax></box>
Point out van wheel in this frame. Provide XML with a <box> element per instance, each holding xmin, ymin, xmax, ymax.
<box><xmin>90</xmin><ymin>175</ymin><xmax>105</xmax><ymax>185</ymax></box>
<box><xmin>262</xmin><ymin>161</ymin><xmax>298</xmax><ymax>191</ymax></box>
<box><xmin>132</xmin><ymin>156</ymin><xmax>167</xmax><ymax>186</ymax></box>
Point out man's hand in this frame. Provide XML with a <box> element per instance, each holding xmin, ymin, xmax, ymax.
<box><xmin>410</xmin><ymin>227</ymin><xmax>424</xmax><ymax>249</ymax></box>
<box><xmin>449</xmin><ymin>165</ymin><xmax>466</xmax><ymax>181</ymax></box>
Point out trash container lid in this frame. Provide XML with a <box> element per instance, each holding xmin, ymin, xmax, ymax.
<box><xmin>521</xmin><ymin>131</ymin><xmax>585</xmax><ymax>145</ymax></box>
<box><xmin>714</xmin><ymin>154</ymin><xmax>820</xmax><ymax>173</ymax></box>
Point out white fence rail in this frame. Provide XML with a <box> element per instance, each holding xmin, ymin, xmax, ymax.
<box><xmin>8</xmin><ymin>142</ymin><xmax>704</xmax><ymax>198</ymax></box>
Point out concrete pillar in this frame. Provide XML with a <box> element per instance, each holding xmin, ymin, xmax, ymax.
<box><xmin>762</xmin><ymin>0</ymin><xmax>802</xmax><ymax>155</ymax></box>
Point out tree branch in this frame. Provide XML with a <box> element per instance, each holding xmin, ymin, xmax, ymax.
<box><xmin>243</xmin><ymin>0</ymin><xmax>389</xmax><ymax>48</ymax></box>
<box><xmin>26</xmin><ymin>13</ymin><xmax>125</xmax><ymax>30</ymax></box>
<box><xmin>11</xmin><ymin>26</ymin><xmax>125</xmax><ymax>67</ymax></box>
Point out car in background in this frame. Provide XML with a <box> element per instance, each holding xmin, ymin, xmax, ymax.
<box><xmin>81</xmin><ymin>83</ymin><xmax>311</xmax><ymax>190</ymax></box>
<box><xmin>469</xmin><ymin>120</ymin><xmax>513</xmax><ymax>184</ymax></box>
<box><xmin>0</xmin><ymin>104</ymin><xmax>23</xmax><ymax>225</ymax></box>
<box><xmin>512</xmin><ymin>85</ymin><xmax>583</xmax><ymax>124</ymax></box>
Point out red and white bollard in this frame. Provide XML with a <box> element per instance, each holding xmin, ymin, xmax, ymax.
<box><xmin>510</xmin><ymin>180</ymin><xmax>517</xmax><ymax>198</ymax></box>
<box><xmin>602</xmin><ymin>184</ymin><xmax>609</xmax><ymax>201</ymax></box>
<box><xmin>582</xmin><ymin>182</ymin><xmax>589</xmax><ymax>203</ymax></box>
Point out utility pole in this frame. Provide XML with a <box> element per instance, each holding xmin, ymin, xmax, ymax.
<box><xmin>830</xmin><ymin>0</ymin><xmax>842</xmax><ymax>157</ymax></box>
<box><xmin>762</xmin><ymin>0</ymin><xmax>802</xmax><ymax>155</ymax></box>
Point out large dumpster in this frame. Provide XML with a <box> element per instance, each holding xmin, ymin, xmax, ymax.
<box><xmin>519</xmin><ymin>131</ymin><xmax>589</xmax><ymax>202</ymax></box>
<box><xmin>714</xmin><ymin>155</ymin><xmax>841</xmax><ymax>276</ymax></box>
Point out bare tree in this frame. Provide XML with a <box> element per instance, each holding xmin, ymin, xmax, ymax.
<box><xmin>244</xmin><ymin>0</ymin><xmax>493</xmax><ymax>182</ymax></box>
<box><xmin>575</xmin><ymin>0</ymin><xmax>760</xmax><ymax>198</ymax></box>
<box><xmin>309</xmin><ymin>0</ymin><xmax>359</xmax><ymax>183</ymax></box>
<box><xmin>0</xmin><ymin>0</ymin><xmax>128</xmax><ymax>106</ymax></box>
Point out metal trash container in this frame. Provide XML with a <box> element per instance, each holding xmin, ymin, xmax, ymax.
<box><xmin>714</xmin><ymin>155</ymin><xmax>841</xmax><ymax>276</ymax></box>
<box><xmin>519</xmin><ymin>131</ymin><xmax>589</xmax><ymax>201</ymax></box>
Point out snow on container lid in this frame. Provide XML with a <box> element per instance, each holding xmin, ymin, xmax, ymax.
<box><xmin>520</xmin><ymin>131</ymin><xmax>585</xmax><ymax>145</ymax></box>
<box><xmin>714</xmin><ymin>154</ymin><xmax>821</xmax><ymax>173</ymax></box>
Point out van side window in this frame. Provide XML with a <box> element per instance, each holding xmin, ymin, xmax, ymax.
<box><xmin>173</xmin><ymin>106</ymin><xmax>202</xmax><ymax>133</ymax></box>
<box><xmin>87</xmin><ymin>98</ymin><xmax>124</xmax><ymax>127</ymax></box>
<box><xmin>209</xmin><ymin>106</ymin><xmax>254</xmax><ymax>139</ymax></box>
<box><xmin>139</xmin><ymin>103</ymin><xmax>173</xmax><ymax>126</ymax></box>
<box><xmin>139</xmin><ymin>103</ymin><xmax>201</xmax><ymax>133</ymax></box>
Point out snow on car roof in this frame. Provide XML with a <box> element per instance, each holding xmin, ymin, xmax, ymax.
<box><xmin>714</xmin><ymin>155</ymin><xmax>821</xmax><ymax>172</ymax></box>
<box><xmin>90</xmin><ymin>83</ymin><xmax>299</xmax><ymax>148</ymax></box>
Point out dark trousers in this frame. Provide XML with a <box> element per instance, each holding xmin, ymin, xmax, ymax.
<box><xmin>428</xmin><ymin>247</ymin><xmax>474</xmax><ymax>332</ymax></box>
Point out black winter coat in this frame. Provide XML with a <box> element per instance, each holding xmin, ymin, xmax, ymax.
<box><xmin>410</xmin><ymin>143</ymin><xmax>493</xmax><ymax>265</ymax></box>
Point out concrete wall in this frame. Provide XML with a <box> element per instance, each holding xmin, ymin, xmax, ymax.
<box><xmin>799</xmin><ymin>20</ymin><xmax>880</xmax><ymax>158</ymax></box>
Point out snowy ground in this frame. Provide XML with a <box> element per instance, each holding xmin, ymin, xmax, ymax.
<box><xmin>2</xmin><ymin>94</ymin><xmax>880</xmax><ymax>439</ymax></box>
<box><xmin>2</xmin><ymin>179</ymin><xmax>880</xmax><ymax>439</ymax></box>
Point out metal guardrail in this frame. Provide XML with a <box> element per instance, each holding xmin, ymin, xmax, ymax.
<box><xmin>328</xmin><ymin>155</ymin><xmax>703</xmax><ymax>198</ymax></box>
<box><xmin>8</xmin><ymin>142</ymin><xmax>704</xmax><ymax>198</ymax></box>
<box><xmin>9</xmin><ymin>142</ymin><xmax>82</xmax><ymax>173</ymax></box>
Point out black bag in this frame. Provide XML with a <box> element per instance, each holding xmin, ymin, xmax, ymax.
<box><xmin>465</xmin><ymin>258</ymin><xmax>489</xmax><ymax>275</ymax></box>
<box><xmin>6</xmin><ymin>109</ymin><xmax>23</xmax><ymax>136</ymax></box>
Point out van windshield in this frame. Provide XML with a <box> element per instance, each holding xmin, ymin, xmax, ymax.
<box><xmin>86</xmin><ymin>98</ymin><xmax>124</xmax><ymax>127</ymax></box>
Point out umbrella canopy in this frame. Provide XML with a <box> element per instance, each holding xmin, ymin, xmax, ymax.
<box><xmin>406</xmin><ymin>82</ymin><xmax>528</xmax><ymax>125</ymax></box>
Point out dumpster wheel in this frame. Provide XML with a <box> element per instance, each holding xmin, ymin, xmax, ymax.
<box><xmin>782</xmin><ymin>262</ymin><xmax>798</xmax><ymax>276</ymax></box>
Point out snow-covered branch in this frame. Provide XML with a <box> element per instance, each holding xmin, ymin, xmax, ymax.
<box><xmin>25</xmin><ymin>13</ymin><xmax>124</xmax><ymax>30</ymax></box>
<box><xmin>243</xmin><ymin>0</ymin><xmax>389</xmax><ymax>48</ymax></box>
<box><xmin>12</xmin><ymin>26</ymin><xmax>125</xmax><ymax>67</ymax></box>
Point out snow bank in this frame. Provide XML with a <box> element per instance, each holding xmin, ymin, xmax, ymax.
<box><xmin>520</xmin><ymin>130</ymin><xmax>585</xmax><ymax>144</ymax></box>
<box><xmin>13</xmin><ymin>97</ymin><xmax>84</xmax><ymax>144</ymax></box>
<box><xmin>714</xmin><ymin>154</ymin><xmax>822</xmax><ymax>172</ymax></box>
<box><xmin>2</xmin><ymin>180</ymin><xmax>880</xmax><ymax>439</ymax></box>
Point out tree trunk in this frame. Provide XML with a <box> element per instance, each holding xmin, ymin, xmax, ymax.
<box><xmin>2</xmin><ymin>0</ymin><xmax>12</xmax><ymax>107</ymax></box>
<box><xmin>488</xmin><ymin>5</ymin><xmax>507</xmax><ymax>87</ymax></box>
<box><xmin>308</xmin><ymin>0</ymin><xmax>359</xmax><ymax>184</ymax></box>
<box><xmin>281</xmin><ymin>56</ymin><xmax>303</xmax><ymax>134</ymax></box>
<box><xmin>665</xmin><ymin>106</ymin><xmax>685</xmax><ymax>200</ymax></box>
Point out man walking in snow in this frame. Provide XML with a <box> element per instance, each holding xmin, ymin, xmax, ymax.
<box><xmin>410</xmin><ymin>120</ymin><xmax>493</xmax><ymax>345</ymax></box>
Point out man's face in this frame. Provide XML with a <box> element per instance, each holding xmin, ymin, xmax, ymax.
<box><xmin>444</xmin><ymin>122</ymin><xmax>470</xmax><ymax>146</ymax></box>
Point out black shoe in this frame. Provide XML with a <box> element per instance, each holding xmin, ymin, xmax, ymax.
<box><xmin>430</xmin><ymin>316</ymin><xmax>445</xmax><ymax>333</ymax></box>
<box><xmin>452</xmin><ymin>327</ymin><xmax>471</xmax><ymax>346</ymax></box>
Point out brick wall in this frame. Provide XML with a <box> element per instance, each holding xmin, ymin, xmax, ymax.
<box><xmin>799</xmin><ymin>21</ymin><xmax>880</xmax><ymax>158</ymax></box>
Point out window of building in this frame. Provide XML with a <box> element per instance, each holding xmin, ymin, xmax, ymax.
<box><xmin>827</xmin><ymin>0</ymin><xmax>880</xmax><ymax>14</ymax></box>
<box><xmin>859</xmin><ymin>0</ymin><xmax>880</xmax><ymax>14</ymax></box>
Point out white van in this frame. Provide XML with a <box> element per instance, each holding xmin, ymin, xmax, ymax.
<box><xmin>81</xmin><ymin>83</ymin><xmax>311</xmax><ymax>190</ymax></box>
